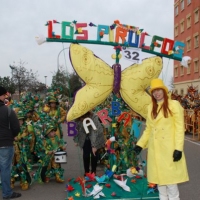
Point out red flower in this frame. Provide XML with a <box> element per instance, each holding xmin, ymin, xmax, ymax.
<box><xmin>105</xmin><ymin>183</ymin><xmax>111</xmax><ymax>188</ymax></box>
<box><xmin>66</xmin><ymin>184</ymin><xmax>74</xmax><ymax>192</ymax></box>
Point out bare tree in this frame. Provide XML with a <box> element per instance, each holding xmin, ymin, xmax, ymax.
<box><xmin>10</xmin><ymin>60</ymin><xmax>44</xmax><ymax>99</ymax></box>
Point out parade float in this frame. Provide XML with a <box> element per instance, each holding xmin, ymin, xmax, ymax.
<box><xmin>36</xmin><ymin>19</ymin><xmax>188</xmax><ymax>199</ymax></box>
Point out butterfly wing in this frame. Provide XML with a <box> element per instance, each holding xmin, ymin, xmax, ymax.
<box><xmin>67</xmin><ymin>44</ymin><xmax>113</xmax><ymax>121</ymax></box>
<box><xmin>120</xmin><ymin>56</ymin><xmax>163</xmax><ymax>119</ymax></box>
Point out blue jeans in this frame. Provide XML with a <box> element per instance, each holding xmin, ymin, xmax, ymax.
<box><xmin>0</xmin><ymin>146</ymin><xmax>14</xmax><ymax>198</ymax></box>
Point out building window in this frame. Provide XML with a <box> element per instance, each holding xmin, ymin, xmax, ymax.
<box><xmin>180</xmin><ymin>89</ymin><xmax>184</xmax><ymax>96</ymax></box>
<box><xmin>175</xmin><ymin>6</ymin><xmax>178</xmax><ymax>16</ymax></box>
<box><xmin>180</xmin><ymin>66</ymin><xmax>184</xmax><ymax>76</ymax></box>
<box><xmin>175</xmin><ymin>25</ymin><xmax>178</xmax><ymax>36</ymax></box>
<box><xmin>181</xmin><ymin>0</ymin><xmax>184</xmax><ymax>11</ymax></box>
<box><xmin>187</xmin><ymin>0</ymin><xmax>191</xmax><ymax>5</ymax></box>
<box><xmin>181</xmin><ymin>40</ymin><xmax>185</xmax><ymax>55</ymax></box>
<box><xmin>186</xmin><ymin>14</ymin><xmax>191</xmax><ymax>28</ymax></box>
<box><xmin>194</xmin><ymin>8</ymin><xmax>199</xmax><ymax>23</ymax></box>
<box><xmin>180</xmin><ymin>20</ymin><xmax>184</xmax><ymax>33</ymax></box>
<box><xmin>194</xmin><ymin>59</ymin><xmax>199</xmax><ymax>73</ymax></box>
<box><xmin>194</xmin><ymin>34</ymin><xmax>199</xmax><ymax>48</ymax></box>
<box><xmin>186</xmin><ymin>37</ymin><xmax>191</xmax><ymax>51</ymax></box>
<box><xmin>174</xmin><ymin>66</ymin><xmax>178</xmax><ymax>77</ymax></box>
<box><xmin>187</xmin><ymin>62</ymin><xmax>191</xmax><ymax>74</ymax></box>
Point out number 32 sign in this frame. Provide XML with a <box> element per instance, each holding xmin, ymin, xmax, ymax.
<box><xmin>122</xmin><ymin>47</ymin><xmax>142</xmax><ymax>64</ymax></box>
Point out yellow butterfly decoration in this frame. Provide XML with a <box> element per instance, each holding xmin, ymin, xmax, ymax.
<box><xmin>67</xmin><ymin>44</ymin><xmax>163</xmax><ymax>121</ymax></box>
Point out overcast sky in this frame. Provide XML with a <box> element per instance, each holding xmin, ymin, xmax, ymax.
<box><xmin>0</xmin><ymin>0</ymin><xmax>175</xmax><ymax>88</ymax></box>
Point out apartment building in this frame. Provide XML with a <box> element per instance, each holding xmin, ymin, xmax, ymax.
<box><xmin>174</xmin><ymin>0</ymin><xmax>200</xmax><ymax>95</ymax></box>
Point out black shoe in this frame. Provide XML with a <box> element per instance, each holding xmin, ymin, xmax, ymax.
<box><xmin>3</xmin><ymin>192</ymin><xmax>21</xmax><ymax>199</ymax></box>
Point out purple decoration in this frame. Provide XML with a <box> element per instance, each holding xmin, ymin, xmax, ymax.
<box><xmin>67</xmin><ymin>122</ymin><xmax>78</xmax><ymax>136</ymax></box>
<box><xmin>136</xmin><ymin>166</ymin><xmax>140</xmax><ymax>171</ymax></box>
<box><xmin>110</xmin><ymin>24</ymin><xmax>115</xmax><ymax>30</ymax></box>
<box><xmin>112</xmin><ymin>64</ymin><xmax>121</xmax><ymax>94</ymax></box>
<box><xmin>89</xmin><ymin>22</ymin><xmax>96</xmax><ymax>27</ymax></box>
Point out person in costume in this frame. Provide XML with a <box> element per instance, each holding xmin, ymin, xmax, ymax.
<box><xmin>25</xmin><ymin>103</ymin><xmax>40</xmax><ymax>123</ymax></box>
<box><xmin>74</xmin><ymin>111</ymin><xmax>105</xmax><ymax>175</ymax></box>
<box><xmin>22</xmin><ymin>104</ymin><xmax>40</xmax><ymax>163</ymax></box>
<box><xmin>11</xmin><ymin>110</ymin><xmax>32</xmax><ymax>191</ymax></box>
<box><xmin>41</xmin><ymin>123</ymin><xmax>67</xmax><ymax>183</ymax></box>
<box><xmin>45</xmin><ymin>96</ymin><xmax>66</xmax><ymax>138</ymax></box>
<box><xmin>133</xmin><ymin>79</ymin><xmax>189</xmax><ymax>200</ymax></box>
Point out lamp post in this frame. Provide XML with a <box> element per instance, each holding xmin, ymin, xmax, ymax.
<box><xmin>44</xmin><ymin>76</ymin><xmax>47</xmax><ymax>86</ymax></box>
<box><xmin>57</xmin><ymin>47</ymin><xmax>69</xmax><ymax>71</ymax></box>
<box><xmin>57</xmin><ymin>47</ymin><xmax>71</xmax><ymax>103</ymax></box>
<box><xmin>44</xmin><ymin>76</ymin><xmax>47</xmax><ymax>95</ymax></box>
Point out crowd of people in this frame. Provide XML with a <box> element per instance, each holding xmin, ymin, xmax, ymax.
<box><xmin>0</xmin><ymin>86</ymin><xmax>67</xmax><ymax>199</ymax></box>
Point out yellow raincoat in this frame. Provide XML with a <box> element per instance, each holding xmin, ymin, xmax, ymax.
<box><xmin>137</xmin><ymin>99</ymin><xmax>189</xmax><ymax>185</ymax></box>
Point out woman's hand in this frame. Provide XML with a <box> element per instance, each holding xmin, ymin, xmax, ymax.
<box><xmin>173</xmin><ymin>150</ymin><xmax>182</xmax><ymax>161</ymax></box>
<box><xmin>92</xmin><ymin>147</ymin><xmax>97</xmax><ymax>156</ymax></box>
<box><xmin>133</xmin><ymin>145</ymin><xmax>143</xmax><ymax>155</ymax></box>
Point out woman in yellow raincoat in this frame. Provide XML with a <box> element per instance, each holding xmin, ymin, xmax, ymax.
<box><xmin>134</xmin><ymin>79</ymin><xmax>189</xmax><ymax>200</ymax></box>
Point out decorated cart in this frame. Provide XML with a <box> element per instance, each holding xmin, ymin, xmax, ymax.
<box><xmin>36</xmin><ymin>18</ymin><xmax>188</xmax><ymax>199</ymax></box>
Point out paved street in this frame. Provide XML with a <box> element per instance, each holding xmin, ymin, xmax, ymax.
<box><xmin>140</xmin><ymin>135</ymin><xmax>200</xmax><ymax>200</ymax></box>
<box><xmin>179</xmin><ymin>136</ymin><xmax>200</xmax><ymax>200</ymax></box>
<box><xmin>1</xmin><ymin>124</ymin><xmax>200</xmax><ymax>200</ymax></box>
<box><xmin>1</xmin><ymin>124</ymin><xmax>103</xmax><ymax>200</ymax></box>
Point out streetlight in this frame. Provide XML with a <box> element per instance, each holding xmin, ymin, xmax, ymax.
<box><xmin>44</xmin><ymin>76</ymin><xmax>48</xmax><ymax>95</ymax></box>
<box><xmin>57</xmin><ymin>47</ymin><xmax>72</xmax><ymax>103</ymax></box>
<box><xmin>57</xmin><ymin>47</ymin><xmax>69</xmax><ymax>71</ymax></box>
<box><xmin>44</xmin><ymin>76</ymin><xmax>47</xmax><ymax>86</ymax></box>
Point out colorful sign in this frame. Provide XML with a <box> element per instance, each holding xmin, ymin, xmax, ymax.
<box><xmin>45</xmin><ymin>20</ymin><xmax>185</xmax><ymax>61</ymax></box>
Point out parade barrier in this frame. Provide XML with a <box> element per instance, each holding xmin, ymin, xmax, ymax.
<box><xmin>184</xmin><ymin>109</ymin><xmax>200</xmax><ymax>141</ymax></box>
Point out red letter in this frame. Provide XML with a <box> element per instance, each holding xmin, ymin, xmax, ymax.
<box><xmin>48</xmin><ymin>20</ymin><xmax>60</xmax><ymax>39</ymax></box>
<box><xmin>161</xmin><ymin>38</ymin><xmax>174</xmax><ymax>55</ymax></box>
<box><xmin>75</xmin><ymin>23</ymin><xmax>88</xmax><ymax>40</ymax></box>
<box><xmin>115</xmin><ymin>27</ymin><xmax>128</xmax><ymax>44</ymax></box>
<box><xmin>97</xmin><ymin>109</ymin><xmax>112</xmax><ymax>125</ymax></box>
<box><xmin>117</xmin><ymin>112</ymin><xmax>131</xmax><ymax>127</ymax></box>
